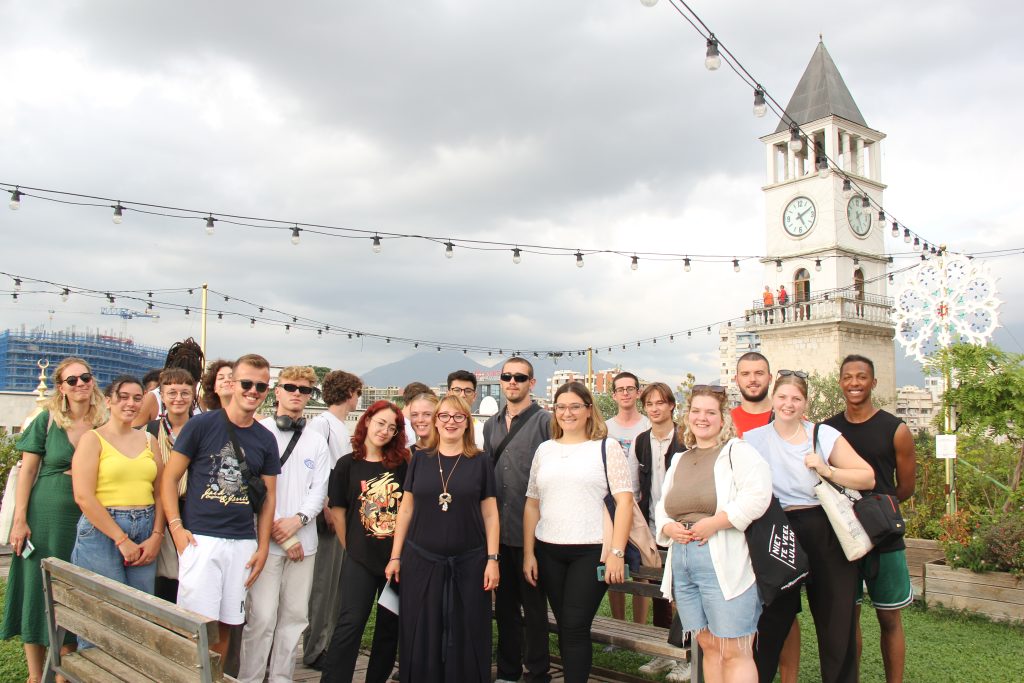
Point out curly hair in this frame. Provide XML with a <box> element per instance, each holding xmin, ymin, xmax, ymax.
<box><xmin>321</xmin><ymin>370</ymin><xmax>362</xmax><ymax>406</ymax></box>
<box><xmin>200</xmin><ymin>359</ymin><xmax>234</xmax><ymax>411</ymax></box>
<box><xmin>351</xmin><ymin>400</ymin><xmax>409</xmax><ymax>470</ymax></box>
<box><xmin>681</xmin><ymin>386</ymin><xmax>736</xmax><ymax>448</ymax></box>
<box><xmin>165</xmin><ymin>337</ymin><xmax>205</xmax><ymax>383</ymax></box>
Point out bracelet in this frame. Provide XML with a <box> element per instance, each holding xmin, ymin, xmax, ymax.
<box><xmin>114</xmin><ymin>534</ymin><xmax>129</xmax><ymax>547</ymax></box>
<box><xmin>168</xmin><ymin>517</ymin><xmax>181</xmax><ymax>526</ymax></box>
<box><xmin>390</xmin><ymin>557</ymin><xmax>401</xmax><ymax>562</ymax></box>
<box><xmin>153</xmin><ymin>529</ymin><xmax>165</xmax><ymax>537</ymax></box>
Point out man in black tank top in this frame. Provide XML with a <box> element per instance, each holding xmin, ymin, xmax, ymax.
<box><xmin>825</xmin><ymin>355</ymin><xmax>916</xmax><ymax>683</ymax></box>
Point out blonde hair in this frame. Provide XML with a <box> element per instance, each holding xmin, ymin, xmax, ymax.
<box><xmin>425</xmin><ymin>395</ymin><xmax>481</xmax><ymax>457</ymax></box>
<box><xmin>681</xmin><ymin>387</ymin><xmax>735</xmax><ymax>448</ymax></box>
<box><xmin>47</xmin><ymin>357</ymin><xmax>107</xmax><ymax>429</ymax></box>
<box><xmin>277</xmin><ymin>365</ymin><xmax>318</xmax><ymax>385</ymax></box>
<box><xmin>550</xmin><ymin>382</ymin><xmax>608</xmax><ymax>441</ymax></box>
<box><xmin>408</xmin><ymin>392</ymin><xmax>439</xmax><ymax>410</ymax></box>
<box><xmin>773</xmin><ymin>373</ymin><xmax>808</xmax><ymax>399</ymax></box>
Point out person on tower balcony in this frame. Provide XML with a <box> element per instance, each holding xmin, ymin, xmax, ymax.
<box><xmin>777</xmin><ymin>285</ymin><xmax>789</xmax><ymax>322</ymax></box>
<box><xmin>762</xmin><ymin>286</ymin><xmax>775</xmax><ymax>323</ymax></box>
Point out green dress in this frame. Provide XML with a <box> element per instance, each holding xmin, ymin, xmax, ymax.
<box><xmin>1</xmin><ymin>410</ymin><xmax>81</xmax><ymax>646</ymax></box>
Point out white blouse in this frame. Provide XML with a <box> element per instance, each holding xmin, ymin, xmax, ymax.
<box><xmin>526</xmin><ymin>438</ymin><xmax>633</xmax><ymax>545</ymax></box>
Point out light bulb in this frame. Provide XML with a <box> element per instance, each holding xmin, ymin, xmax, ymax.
<box><xmin>512</xmin><ymin>247</ymin><xmax>522</xmax><ymax>264</ymax></box>
<box><xmin>291</xmin><ymin>227</ymin><xmax>301</xmax><ymax>245</ymax></box>
<box><xmin>853</xmin><ymin>256</ymin><xmax>860</xmax><ymax>265</ymax></box>
<box><xmin>640</xmin><ymin>0</ymin><xmax>658</xmax><ymax>6</ymax></box>
<box><xmin>775</xmin><ymin>259</ymin><xmax>782</xmax><ymax>273</ymax></box>
<box><xmin>575</xmin><ymin>251</ymin><xmax>584</xmax><ymax>268</ymax></box>
<box><xmin>903</xmin><ymin>228</ymin><xmax>911</xmax><ymax>243</ymax></box>
<box><xmin>205</xmin><ymin>216</ymin><xmax>215</xmax><ymax>236</ymax></box>
<box><xmin>217</xmin><ymin>312</ymin><xmax>223</xmax><ymax>324</ymax></box>
<box><xmin>372</xmin><ymin>235</ymin><xmax>382</xmax><ymax>253</ymax></box>
<box><xmin>878</xmin><ymin>210</ymin><xmax>885</xmax><ymax>222</ymax></box>
<box><xmin>444</xmin><ymin>241</ymin><xmax>454</xmax><ymax>259</ymax></box>
<box><xmin>318</xmin><ymin>329</ymin><xmax>323</xmax><ymax>337</ymax></box>
<box><xmin>684</xmin><ymin>257</ymin><xmax>691</xmax><ymax>272</ymax></box>
<box><xmin>9</xmin><ymin>188</ymin><xmax>22</xmax><ymax>210</ymax></box>
<box><xmin>112</xmin><ymin>203</ymin><xmax>124</xmax><ymax>224</ymax></box>
<box><xmin>705</xmin><ymin>37</ymin><xmax>721</xmax><ymax>71</ymax></box>
<box><xmin>631</xmin><ymin>255</ymin><xmax>639</xmax><ymax>271</ymax></box>
<box><xmin>753</xmin><ymin>88</ymin><xmax>767</xmax><ymax>117</ymax></box>
<box><xmin>817</xmin><ymin>158</ymin><xmax>829</xmax><ymax>178</ymax></box>
<box><xmin>60</xmin><ymin>288</ymin><xmax>69</xmax><ymax>303</ymax></box>
<box><xmin>788</xmin><ymin>125</ymin><xmax>802</xmax><ymax>153</ymax></box>
<box><xmin>815</xmin><ymin>258</ymin><xmax>822</xmax><ymax>272</ymax></box>
<box><xmin>250</xmin><ymin>318</ymin><xmax>256</xmax><ymax>328</ymax></box>
<box><xmin>185</xmin><ymin>307</ymin><xmax>190</xmax><ymax>316</ymax></box>
<box><xmin>861</xmin><ymin>195</ymin><xmax>870</xmax><ymax>209</ymax></box>
<box><xmin>913</xmin><ymin>237</ymin><xmax>920</xmax><ymax>250</ymax></box>
<box><xmin>11</xmin><ymin>293</ymin><xmax>17</xmax><ymax>303</ymax></box>
<box><xmin>285</xmin><ymin>324</ymin><xmax>291</xmax><ymax>334</ymax></box>
<box><xmin>842</xmin><ymin>178</ymin><xmax>852</xmax><ymax>193</ymax></box>
<box><xmin>733</xmin><ymin>258</ymin><xmax>740</xmax><ymax>272</ymax></box>
<box><xmin>889</xmin><ymin>273</ymin><xmax>894</xmax><ymax>283</ymax></box>
<box><xmin>13</xmin><ymin>278</ymin><xmax>21</xmax><ymax>292</ymax></box>
<box><xmin>891</xmin><ymin>222</ymin><xmax>899</xmax><ymax>238</ymax></box>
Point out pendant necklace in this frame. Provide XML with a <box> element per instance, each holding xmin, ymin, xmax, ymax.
<box><xmin>437</xmin><ymin>454</ymin><xmax>463</xmax><ymax>512</ymax></box>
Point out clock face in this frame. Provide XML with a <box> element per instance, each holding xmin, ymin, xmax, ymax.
<box><xmin>783</xmin><ymin>196</ymin><xmax>816</xmax><ymax>237</ymax></box>
<box><xmin>847</xmin><ymin>197</ymin><xmax>872</xmax><ymax>237</ymax></box>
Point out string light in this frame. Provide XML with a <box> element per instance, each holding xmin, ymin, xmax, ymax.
<box><xmin>891</xmin><ymin>222</ymin><xmax>899</xmax><ymax>238</ymax></box>
<box><xmin>903</xmin><ymin>228</ymin><xmax>911</xmax><ymax>243</ymax></box>
<box><xmin>704</xmin><ymin>36</ymin><xmax>721</xmax><ymax>71</ymax></box>
<box><xmin>372</xmin><ymin>235</ymin><xmax>382</xmax><ymax>253</ymax></box>
<box><xmin>788</xmin><ymin>125</ymin><xmax>802</xmax><ymax>153</ymax></box>
<box><xmin>13</xmin><ymin>278</ymin><xmax>21</xmax><ymax>292</ymax></box>
<box><xmin>184</xmin><ymin>307</ymin><xmax>190</xmax><ymax>316</ymax></box>
<box><xmin>575</xmin><ymin>251</ymin><xmax>584</xmax><ymax>268</ymax></box>
<box><xmin>733</xmin><ymin>258</ymin><xmax>740</xmax><ymax>272</ymax></box>
<box><xmin>842</xmin><ymin>179</ymin><xmax>852</xmax><ymax>193</ymax></box>
<box><xmin>11</xmin><ymin>293</ymin><xmax>17</xmax><ymax>303</ymax></box>
<box><xmin>640</xmin><ymin>0</ymin><xmax>659</xmax><ymax>7</ymax></box>
<box><xmin>112</xmin><ymin>203</ymin><xmax>124</xmax><ymax>224</ymax></box>
<box><xmin>817</xmin><ymin>158</ymin><xmax>829</xmax><ymax>179</ymax></box>
<box><xmin>205</xmin><ymin>215</ymin><xmax>216</xmax><ymax>236</ymax></box>
<box><xmin>775</xmin><ymin>259</ymin><xmax>782</xmax><ymax>273</ymax></box>
<box><xmin>290</xmin><ymin>226</ymin><xmax>301</xmax><ymax>245</ymax></box>
<box><xmin>631</xmin><ymin>255</ymin><xmax>639</xmax><ymax>271</ymax></box>
<box><xmin>60</xmin><ymin>288</ymin><xmax>69</xmax><ymax>302</ymax></box>
<box><xmin>684</xmin><ymin>257</ymin><xmax>691</xmax><ymax>272</ymax></box>
<box><xmin>217</xmin><ymin>312</ymin><xmax>223</xmax><ymax>324</ymax></box>
<box><xmin>913</xmin><ymin>237</ymin><xmax>921</xmax><ymax>250</ymax></box>
<box><xmin>285</xmin><ymin>324</ymin><xmax>291</xmax><ymax>334</ymax></box>
<box><xmin>512</xmin><ymin>247</ymin><xmax>522</xmax><ymax>264</ymax></box>
<box><xmin>250</xmin><ymin>317</ymin><xmax>256</xmax><ymax>328</ymax></box>
<box><xmin>444</xmin><ymin>241</ymin><xmax>454</xmax><ymax>259</ymax></box>
<box><xmin>9</xmin><ymin>188</ymin><xmax>21</xmax><ymax>210</ymax></box>
<box><xmin>752</xmin><ymin>88</ymin><xmax>767</xmax><ymax>117</ymax></box>
<box><xmin>861</xmin><ymin>195</ymin><xmax>870</xmax><ymax>209</ymax></box>
<box><xmin>878</xmin><ymin>210</ymin><xmax>886</xmax><ymax>222</ymax></box>
<box><xmin>815</xmin><ymin>258</ymin><xmax>822</xmax><ymax>272</ymax></box>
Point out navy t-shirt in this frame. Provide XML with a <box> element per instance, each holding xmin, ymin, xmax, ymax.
<box><xmin>174</xmin><ymin>410</ymin><xmax>282</xmax><ymax>540</ymax></box>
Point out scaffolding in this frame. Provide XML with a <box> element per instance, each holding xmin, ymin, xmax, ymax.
<box><xmin>0</xmin><ymin>327</ymin><xmax>165</xmax><ymax>392</ymax></box>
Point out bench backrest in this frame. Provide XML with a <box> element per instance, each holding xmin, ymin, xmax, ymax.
<box><xmin>41</xmin><ymin>557</ymin><xmax>227</xmax><ymax>682</ymax></box>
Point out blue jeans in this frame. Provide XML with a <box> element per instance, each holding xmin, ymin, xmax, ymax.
<box><xmin>72</xmin><ymin>507</ymin><xmax>157</xmax><ymax>594</ymax></box>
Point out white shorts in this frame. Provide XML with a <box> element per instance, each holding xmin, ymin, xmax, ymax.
<box><xmin>177</xmin><ymin>534</ymin><xmax>258</xmax><ymax>625</ymax></box>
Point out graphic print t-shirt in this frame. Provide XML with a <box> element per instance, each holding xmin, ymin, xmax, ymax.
<box><xmin>328</xmin><ymin>454</ymin><xmax>407</xmax><ymax>575</ymax></box>
<box><xmin>174</xmin><ymin>410</ymin><xmax>282</xmax><ymax>540</ymax></box>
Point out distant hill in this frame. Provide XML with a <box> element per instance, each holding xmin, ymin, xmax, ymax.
<box><xmin>358</xmin><ymin>350</ymin><xmax>617</xmax><ymax>390</ymax></box>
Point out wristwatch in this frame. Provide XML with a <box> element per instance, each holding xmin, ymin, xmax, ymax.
<box><xmin>610</xmin><ymin>548</ymin><xmax>625</xmax><ymax>558</ymax></box>
<box><xmin>297</xmin><ymin>513</ymin><xmax>310</xmax><ymax>526</ymax></box>
<box><xmin>487</xmin><ymin>553</ymin><xmax>501</xmax><ymax>562</ymax></box>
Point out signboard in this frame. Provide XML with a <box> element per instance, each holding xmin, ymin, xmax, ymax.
<box><xmin>935</xmin><ymin>434</ymin><xmax>957</xmax><ymax>459</ymax></box>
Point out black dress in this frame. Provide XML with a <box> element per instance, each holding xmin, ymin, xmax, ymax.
<box><xmin>399</xmin><ymin>449</ymin><xmax>497</xmax><ymax>683</ymax></box>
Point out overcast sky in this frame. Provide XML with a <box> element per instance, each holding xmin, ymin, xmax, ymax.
<box><xmin>1</xmin><ymin>0</ymin><xmax>1021</xmax><ymax>387</ymax></box>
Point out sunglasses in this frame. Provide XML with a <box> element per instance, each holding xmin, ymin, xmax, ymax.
<box><xmin>777</xmin><ymin>369</ymin><xmax>809</xmax><ymax>379</ymax></box>
<box><xmin>500</xmin><ymin>372</ymin><xmax>531</xmax><ymax>383</ymax></box>
<box><xmin>237</xmin><ymin>379</ymin><xmax>270</xmax><ymax>393</ymax></box>
<box><xmin>279</xmin><ymin>383</ymin><xmax>314</xmax><ymax>395</ymax></box>
<box><xmin>691</xmin><ymin>385</ymin><xmax>727</xmax><ymax>394</ymax></box>
<box><xmin>62</xmin><ymin>373</ymin><xmax>93</xmax><ymax>386</ymax></box>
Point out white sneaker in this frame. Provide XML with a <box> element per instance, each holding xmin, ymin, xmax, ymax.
<box><xmin>637</xmin><ymin>657</ymin><xmax>676</xmax><ymax>675</ymax></box>
<box><xmin>665</xmin><ymin>661</ymin><xmax>691</xmax><ymax>683</ymax></box>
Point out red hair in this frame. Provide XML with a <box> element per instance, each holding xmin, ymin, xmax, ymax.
<box><xmin>351</xmin><ymin>400</ymin><xmax>409</xmax><ymax>470</ymax></box>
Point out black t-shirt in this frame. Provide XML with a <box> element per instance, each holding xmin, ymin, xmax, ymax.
<box><xmin>328</xmin><ymin>454</ymin><xmax>408</xmax><ymax>575</ymax></box>
<box><xmin>404</xmin><ymin>449</ymin><xmax>497</xmax><ymax>557</ymax></box>
<box><xmin>824</xmin><ymin>409</ymin><xmax>906</xmax><ymax>552</ymax></box>
<box><xmin>173</xmin><ymin>409</ymin><xmax>281</xmax><ymax>540</ymax></box>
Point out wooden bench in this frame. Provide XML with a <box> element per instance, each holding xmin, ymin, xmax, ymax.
<box><xmin>41</xmin><ymin>557</ymin><xmax>237</xmax><ymax>683</ymax></box>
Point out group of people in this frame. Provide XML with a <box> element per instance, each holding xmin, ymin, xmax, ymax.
<box><xmin>1</xmin><ymin>344</ymin><xmax>916</xmax><ymax>683</ymax></box>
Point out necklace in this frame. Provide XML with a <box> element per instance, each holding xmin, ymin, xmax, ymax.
<box><xmin>437</xmin><ymin>454</ymin><xmax>463</xmax><ymax>512</ymax></box>
<box><xmin>778</xmin><ymin>422</ymin><xmax>804</xmax><ymax>442</ymax></box>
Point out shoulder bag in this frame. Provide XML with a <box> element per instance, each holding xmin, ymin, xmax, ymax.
<box><xmin>222</xmin><ymin>410</ymin><xmax>267</xmax><ymax>514</ymax></box>
<box><xmin>491</xmin><ymin>403</ymin><xmax>541</xmax><ymax>464</ymax></box>
<box><xmin>727</xmin><ymin>443</ymin><xmax>808</xmax><ymax>606</ymax></box>
<box><xmin>600</xmin><ymin>438</ymin><xmax>661</xmax><ymax>568</ymax></box>
<box><xmin>810</xmin><ymin>423</ymin><xmax>873</xmax><ymax>561</ymax></box>
<box><xmin>0</xmin><ymin>413</ymin><xmax>52</xmax><ymax>545</ymax></box>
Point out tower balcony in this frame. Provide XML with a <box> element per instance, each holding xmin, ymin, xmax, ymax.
<box><xmin>745</xmin><ymin>288</ymin><xmax>893</xmax><ymax>331</ymax></box>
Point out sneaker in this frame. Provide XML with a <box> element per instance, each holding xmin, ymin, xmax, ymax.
<box><xmin>665</xmin><ymin>661</ymin><xmax>691</xmax><ymax>683</ymax></box>
<box><xmin>638</xmin><ymin>657</ymin><xmax>676</xmax><ymax>676</ymax></box>
<box><xmin>495</xmin><ymin>679</ymin><xmax>521</xmax><ymax>683</ymax></box>
<box><xmin>601</xmin><ymin>644</ymin><xmax>619</xmax><ymax>653</ymax></box>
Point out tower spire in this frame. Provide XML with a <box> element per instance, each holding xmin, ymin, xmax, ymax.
<box><xmin>775</xmin><ymin>41</ymin><xmax>867</xmax><ymax>133</ymax></box>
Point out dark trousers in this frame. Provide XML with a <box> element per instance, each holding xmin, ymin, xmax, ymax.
<box><xmin>755</xmin><ymin>507</ymin><xmax>860</xmax><ymax>683</ymax></box>
<box><xmin>495</xmin><ymin>543</ymin><xmax>551</xmax><ymax>683</ymax></box>
<box><xmin>534</xmin><ymin>541</ymin><xmax>608</xmax><ymax>683</ymax></box>
<box><xmin>321</xmin><ymin>558</ymin><xmax>398</xmax><ymax>683</ymax></box>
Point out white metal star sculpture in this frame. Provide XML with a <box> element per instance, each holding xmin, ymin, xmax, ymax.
<box><xmin>892</xmin><ymin>253</ymin><xmax>1001</xmax><ymax>363</ymax></box>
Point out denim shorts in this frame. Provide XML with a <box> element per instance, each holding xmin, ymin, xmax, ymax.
<box><xmin>71</xmin><ymin>506</ymin><xmax>157</xmax><ymax>595</ymax></box>
<box><xmin>671</xmin><ymin>540</ymin><xmax>761</xmax><ymax>638</ymax></box>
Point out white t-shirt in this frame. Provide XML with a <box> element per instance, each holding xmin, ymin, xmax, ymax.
<box><xmin>607</xmin><ymin>414</ymin><xmax>650</xmax><ymax>496</ymax></box>
<box><xmin>526</xmin><ymin>438</ymin><xmax>633</xmax><ymax>545</ymax></box>
<box><xmin>259</xmin><ymin>418</ymin><xmax>331</xmax><ymax>556</ymax></box>
<box><xmin>307</xmin><ymin>411</ymin><xmax>353</xmax><ymax>469</ymax></box>
<box><xmin>743</xmin><ymin>421</ymin><xmax>842</xmax><ymax>508</ymax></box>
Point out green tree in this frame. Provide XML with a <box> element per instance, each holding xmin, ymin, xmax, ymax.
<box><xmin>312</xmin><ymin>366</ymin><xmax>332</xmax><ymax>385</ymax></box>
<box><xmin>593</xmin><ymin>393</ymin><xmax>618</xmax><ymax>420</ymax></box>
<box><xmin>1</xmin><ymin>432</ymin><xmax>21</xmax><ymax>487</ymax></box>
<box><xmin>805</xmin><ymin>370</ymin><xmax>845</xmax><ymax>423</ymax></box>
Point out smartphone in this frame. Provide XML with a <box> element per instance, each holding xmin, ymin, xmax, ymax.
<box><xmin>596</xmin><ymin>564</ymin><xmax>631</xmax><ymax>582</ymax></box>
<box><xmin>22</xmin><ymin>539</ymin><xmax>35</xmax><ymax>559</ymax></box>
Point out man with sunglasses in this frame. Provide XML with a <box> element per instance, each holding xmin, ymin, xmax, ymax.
<box><xmin>239</xmin><ymin>366</ymin><xmax>330</xmax><ymax>683</ymax></box>
<box><xmin>484</xmin><ymin>357</ymin><xmax>552</xmax><ymax>683</ymax></box>
<box><xmin>162</xmin><ymin>353</ymin><xmax>281</xmax><ymax>664</ymax></box>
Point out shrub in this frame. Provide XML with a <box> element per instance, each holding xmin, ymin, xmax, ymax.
<box><xmin>941</xmin><ymin>507</ymin><xmax>1024</xmax><ymax>576</ymax></box>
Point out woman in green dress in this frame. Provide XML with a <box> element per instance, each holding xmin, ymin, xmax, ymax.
<box><xmin>2</xmin><ymin>357</ymin><xmax>107</xmax><ymax>683</ymax></box>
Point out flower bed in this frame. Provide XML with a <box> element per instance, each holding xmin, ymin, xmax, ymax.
<box><xmin>924</xmin><ymin>560</ymin><xmax>1024</xmax><ymax>623</ymax></box>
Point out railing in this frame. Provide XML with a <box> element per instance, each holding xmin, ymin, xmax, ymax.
<box><xmin>746</xmin><ymin>288</ymin><xmax>893</xmax><ymax>328</ymax></box>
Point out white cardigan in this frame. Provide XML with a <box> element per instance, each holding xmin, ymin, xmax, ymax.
<box><xmin>655</xmin><ymin>438</ymin><xmax>772</xmax><ymax>601</ymax></box>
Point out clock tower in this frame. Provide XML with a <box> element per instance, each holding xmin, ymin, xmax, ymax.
<box><xmin>747</xmin><ymin>41</ymin><xmax>896</xmax><ymax>404</ymax></box>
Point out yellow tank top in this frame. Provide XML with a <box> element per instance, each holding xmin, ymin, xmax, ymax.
<box><xmin>94</xmin><ymin>431</ymin><xmax>158</xmax><ymax>507</ymax></box>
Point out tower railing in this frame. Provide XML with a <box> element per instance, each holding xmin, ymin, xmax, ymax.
<box><xmin>746</xmin><ymin>287</ymin><xmax>893</xmax><ymax>329</ymax></box>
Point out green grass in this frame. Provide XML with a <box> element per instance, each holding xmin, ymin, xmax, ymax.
<box><xmin>0</xmin><ymin>581</ymin><xmax>29</xmax><ymax>682</ymax></box>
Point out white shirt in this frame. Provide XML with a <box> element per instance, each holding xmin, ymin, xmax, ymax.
<box><xmin>743</xmin><ymin>421</ymin><xmax>841</xmax><ymax>508</ymax></box>
<box><xmin>645</xmin><ymin>429</ymin><xmax>674</xmax><ymax>530</ymax></box>
<box><xmin>307</xmin><ymin>411</ymin><xmax>352</xmax><ymax>468</ymax></box>
<box><xmin>259</xmin><ymin>417</ymin><xmax>331</xmax><ymax>556</ymax></box>
<box><xmin>526</xmin><ymin>438</ymin><xmax>633</xmax><ymax>545</ymax></box>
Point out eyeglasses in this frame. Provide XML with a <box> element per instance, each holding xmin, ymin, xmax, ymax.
<box><xmin>370</xmin><ymin>418</ymin><xmax>398</xmax><ymax>435</ymax></box>
<box><xmin>436</xmin><ymin>412</ymin><xmax>468</xmax><ymax>424</ymax></box>
<box><xmin>237</xmin><ymin>379</ymin><xmax>270</xmax><ymax>393</ymax></box>
<box><xmin>777</xmin><ymin>369</ymin><xmax>809</xmax><ymax>379</ymax></box>
<box><xmin>447</xmin><ymin>387</ymin><xmax>476</xmax><ymax>396</ymax></box>
<box><xmin>554</xmin><ymin>403</ymin><xmax>589</xmax><ymax>413</ymax></box>
<box><xmin>500</xmin><ymin>372</ymin><xmax>530</xmax><ymax>383</ymax></box>
<box><xmin>61</xmin><ymin>373</ymin><xmax>93</xmax><ymax>386</ymax></box>
<box><xmin>280</xmin><ymin>383</ymin><xmax>314</xmax><ymax>395</ymax></box>
<box><xmin>691</xmin><ymin>385</ymin><xmax>727</xmax><ymax>394</ymax></box>
<box><xmin>613</xmin><ymin>386</ymin><xmax>638</xmax><ymax>395</ymax></box>
<box><xmin>163</xmin><ymin>390</ymin><xmax>194</xmax><ymax>401</ymax></box>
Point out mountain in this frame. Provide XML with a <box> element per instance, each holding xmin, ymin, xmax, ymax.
<box><xmin>358</xmin><ymin>350</ymin><xmax>618</xmax><ymax>389</ymax></box>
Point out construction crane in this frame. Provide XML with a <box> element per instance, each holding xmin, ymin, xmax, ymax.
<box><xmin>100</xmin><ymin>307</ymin><xmax>161</xmax><ymax>337</ymax></box>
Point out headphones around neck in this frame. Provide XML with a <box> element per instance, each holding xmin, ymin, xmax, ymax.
<box><xmin>275</xmin><ymin>415</ymin><xmax>307</xmax><ymax>432</ymax></box>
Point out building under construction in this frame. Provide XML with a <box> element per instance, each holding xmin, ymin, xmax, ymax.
<box><xmin>0</xmin><ymin>328</ymin><xmax>165</xmax><ymax>392</ymax></box>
